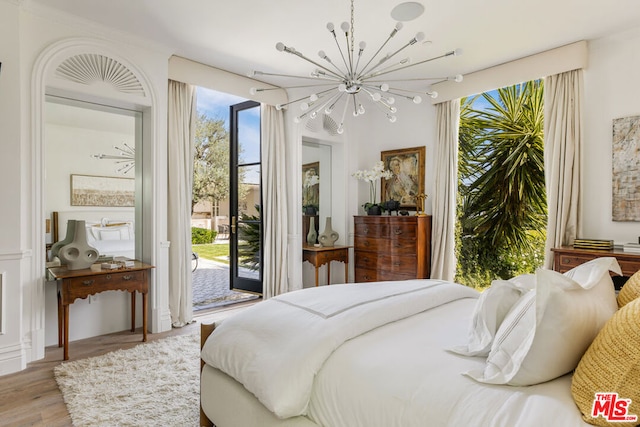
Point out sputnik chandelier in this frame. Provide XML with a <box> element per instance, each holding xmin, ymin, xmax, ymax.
<box><xmin>249</xmin><ymin>0</ymin><xmax>463</xmax><ymax>134</ymax></box>
<box><xmin>91</xmin><ymin>143</ymin><xmax>135</xmax><ymax>175</ymax></box>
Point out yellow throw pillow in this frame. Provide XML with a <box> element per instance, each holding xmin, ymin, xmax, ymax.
<box><xmin>571</xmin><ymin>298</ymin><xmax>640</xmax><ymax>426</ymax></box>
<box><xmin>617</xmin><ymin>270</ymin><xmax>640</xmax><ymax>308</ymax></box>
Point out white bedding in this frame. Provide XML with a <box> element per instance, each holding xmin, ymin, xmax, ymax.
<box><xmin>201</xmin><ymin>280</ymin><xmax>479</xmax><ymax>418</ymax></box>
<box><xmin>201</xmin><ymin>280</ymin><xmax>591</xmax><ymax>426</ymax></box>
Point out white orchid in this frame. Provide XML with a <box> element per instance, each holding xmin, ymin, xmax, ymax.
<box><xmin>352</xmin><ymin>161</ymin><xmax>393</xmax><ymax>210</ymax></box>
<box><xmin>304</xmin><ymin>174</ymin><xmax>320</xmax><ymax>188</ymax></box>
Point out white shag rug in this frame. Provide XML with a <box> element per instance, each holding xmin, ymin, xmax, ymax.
<box><xmin>54</xmin><ymin>334</ymin><xmax>200</xmax><ymax>427</ymax></box>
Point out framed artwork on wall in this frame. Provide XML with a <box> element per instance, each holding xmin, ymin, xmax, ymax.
<box><xmin>302</xmin><ymin>162</ymin><xmax>320</xmax><ymax>214</ymax></box>
<box><xmin>70</xmin><ymin>174</ymin><xmax>135</xmax><ymax>207</ymax></box>
<box><xmin>380</xmin><ymin>146</ymin><xmax>425</xmax><ymax>209</ymax></box>
<box><xmin>612</xmin><ymin>115</ymin><xmax>640</xmax><ymax>221</ymax></box>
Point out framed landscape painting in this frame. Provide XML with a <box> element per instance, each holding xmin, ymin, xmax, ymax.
<box><xmin>380</xmin><ymin>146</ymin><xmax>425</xmax><ymax>209</ymax></box>
<box><xmin>302</xmin><ymin>162</ymin><xmax>320</xmax><ymax>212</ymax></box>
<box><xmin>70</xmin><ymin>174</ymin><xmax>135</xmax><ymax>207</ymax></box>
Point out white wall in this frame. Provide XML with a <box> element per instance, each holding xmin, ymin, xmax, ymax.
<box><xmin>582</xmin><ymin>27</ymin><xmax>640</xmax><ymax>244</ymax></box>
<box><xmin>0</xmin><ymin>2</ymin><xmax>172</xmax><ymax>375</ymax></box>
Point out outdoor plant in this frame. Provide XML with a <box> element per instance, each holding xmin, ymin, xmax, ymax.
<box><xmin>352</xmin><ymin>161</ymin><xmax>393</xmax><ymax>212</ymax></box>
<box><xmin>192</xmin><ymin>227</ymin><xmax>216</xmax><ymax>244</ymax></box>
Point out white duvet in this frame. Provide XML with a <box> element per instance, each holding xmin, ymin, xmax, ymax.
<box><xmin>201</xmin><ymin>280</ymin><xmax>479</xmax><ymax>419</ymax></box>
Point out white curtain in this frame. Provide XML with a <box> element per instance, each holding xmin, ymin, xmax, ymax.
<box><xmin>431</xmin><ymin>100</ymin><xmax>461</xmax><ymax>281</ymax></box>
<box><xmin>543</xmin><ymin>69</ymin><xmax>583</xmax><ymax>269</ymax></box>
<box><xmin>167</xmin><ymin>80</ymin><xmax>197</xmax><ymax>327</ymax></box>
<box><xmin>261</xmin><ymin>104</ymin><xmax>289</xmax><ymax>299</ymax></box>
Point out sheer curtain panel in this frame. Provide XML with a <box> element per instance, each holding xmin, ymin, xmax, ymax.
<box><xmin>167</xmin><ymin>80</ymin><xmax>197</xmax><ymax>327</ymax></box>
<box><xmin>431</xmin><ymin>100</ymin><xmax>460</xmax><ymax>281</ymax></box>
<box><xmin>261</xmin><ymin>104</ymin><xmax>289</xmax><ymax>299</ymax></box>
<box><xmin>543</xmin><ymin>69</ymin><xmax>583</xmax><ymax>269</ymax></box>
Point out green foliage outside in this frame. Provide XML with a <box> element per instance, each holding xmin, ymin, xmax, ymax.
<box><xmin>192</xmin><ymin>243</ymin><xmax>229</xmax><ymax>264</ymax></box>
<box><xmin>456</xmin><ymin>81</ymin><xmax>547</xmax><ymax>290</ymax></box>
<box><xmin>193</xmin><ymin>113</ymin><xmax>230</xmax><ymax>215</ymax></box>
<box><xmin>237</xmin><ymin>206</ymin><xmax>261</xmax><ymax>271</ymax></box>
<box><xmin>191</xmin><ymin>227</ymin><xmax>217</xmax><ymax>244</ymax></box>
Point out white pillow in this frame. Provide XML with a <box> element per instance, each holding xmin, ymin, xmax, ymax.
<box><xmin>100</xmin><ymin>229</ymin><xmax>122</xmax><ymax>240</ymax></box>
<box><xmin>465</xmin><ymin>257</ymin><xmax>620</xmax><ymax>386</ymax></box>
<box><xmin>451</xmin><ymin>274</ymin><xmax>535</xmax><ymax>356</ymax></box>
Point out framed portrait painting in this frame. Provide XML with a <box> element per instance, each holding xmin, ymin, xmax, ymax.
<box><xmin>380</xmin><ymin>146</ymin><xmax>425</xmax><ymax>209</ymax></box>
<box><xmin>302</xmin><ymin>162</ymin><xmax>320</xmax><ymax>213</ymax></box>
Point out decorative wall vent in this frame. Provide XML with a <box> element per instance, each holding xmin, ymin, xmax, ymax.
<box><xmin>304</xmin><ymin>114</ymin><xmax>340</xmax><ymax>136</ymax></box>
<box><xmin>55</xmin><ymin>53</ymin><xmax>146</xmax><ymax>96</ymax></box>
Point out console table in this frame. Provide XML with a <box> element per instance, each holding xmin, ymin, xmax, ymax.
<box><xmin>551</xmin><ymin>246</ymin><xmax>640</xmax><ymax>277</ymax></box>
<box><xmin>303</xmin><ymin>245</ymin><xmax>351</xmax><ymax>287</ymax></box>
<box><xmin>47</xmin><ymin>261</ymin><xmax>154</xmax><ymax>360</ymax></box>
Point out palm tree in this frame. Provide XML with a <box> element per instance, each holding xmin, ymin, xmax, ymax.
<box><xmin>457</xmin><ymin>80</ymin><xmax>546</xmax><ymax>286</ymax></box>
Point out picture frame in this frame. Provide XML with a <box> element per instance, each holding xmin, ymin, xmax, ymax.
<box><xmin>70</xmin><ymin>174</ymin><xmax>135</xmax><ymax>207</ymax></box>
<box><xmin>380</xmin><ymin>146</ymin><xmax>426</xmax><ymax>209</ymax></box>
<box><xmin>302</xmin><ymin>162</ymin><xmax>320</xmax><ymax>213</ymax></box>
<box><xmin>612</xmin><ymin>116</ymin><xmax>640</xmax><ymax>221</ymax></box>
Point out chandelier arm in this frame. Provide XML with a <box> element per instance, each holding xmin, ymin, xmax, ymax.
<box><xmin>370</xmin><ymin>51</ymin><xmax>457</xmax><ymax>79</ymax></box>
<box><xmin>253</xmin><ymin>71</ymin><xmax>342</xmax><ymax>82</ymax></box>
<box><xmin>368</xmin><ymin>77</ymin><xmax>448</xmax><ymax>83</ymax></box>
<box><xmin>283</xmin><ymin>47</ymin><xmax>344</xmax><ymax>80</ymax></box>
<box><xmin>357</xmin><ymin>33</ymin><xmax>397</xmax><ymax>79</ymax></box>
<box><xmin>360</xmin><ymin>58</ymin><xmax>410</xmax><ymax>80</ymax></box>
<box><xmin>277</xmin><ymin>87</ymin><xmax>337</xmax><ymax>109</ymax></box>
<box><xmin>338</xmin><ymin>94</ymin><xmax>350</xmax><ymax>129</ymax></box>
<box><xmin>311</xmin><ymin>92</ymin><xmax>342</xmax><ymax>116</ymax></box>
<box><xmin>330</xmin><ymin>31</ymin><xmax>351</xmax><ymax>76</ymax></box>
<box><xmin>363</xmin><ymin>39</ymin><xmax>418</xmax><ymax>78</ymax></box>
<box><xmin>345</xmin><ymin>32</ymin><xmax>355</xmax><ymax>76</ymax></box>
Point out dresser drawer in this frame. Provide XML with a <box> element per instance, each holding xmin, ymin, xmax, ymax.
<box><xmin>354</xmin><ymin>268</ymin><xmax>379</xmax><ymax>282</ymax></box>
<box><xmin>388</xmin><ymin>223</ymin><xmax>417</xmax><ymax>240</ymax></box>
<box><xmin>355</xmin><ymin>253</ymin><xmax>417</xmax><ymax>276</ymax></box>
<box><xmin>62</xmin><ymin>269</ymin><xmax>147</xmax><ymax>303</ymax></box>
<box><xmin>354</xmin><ymin>221</ymin><xmax>387</xmax><ymax>238</ymax></box>
<box><xmin>354</xmin><ymin>236</ymin><xmax>388</xmax><ymax>252</ymax></box>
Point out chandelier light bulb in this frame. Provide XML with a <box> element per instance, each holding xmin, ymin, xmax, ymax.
<box><xmin>380</xmin><ymin>83</ymin><xmax>389</xmax><ymax>92</ymax></box>
<box><xmin>412</xmin><ymin>32</ymin><xmax>426</xmax><ymax>44</ymax></box>
<box><xmin>359</xmin><ymin>41</ymin><xmax>366</xmax><ymax>50</ymax></box>
<box><xmin>390</xmin><ymin>106</ymin><xmax>397</xmax><ymax>113</ymax></box>
<box><xmin>249</xmin><ymin>87</ymin><xmax>257</xmax><ymax>95</ymax></box>
<box><xmin>341</xmin><ymin>22</ymin><xmax>350</xmax><ymax>33</ymax></box>
<box><xmin>301</xmin><ymin>102</ymin><xmax>310</xmax><ymax>111</ymax></box>
<box><xmin>429</xmin><ymin>91</ymin><xmax>439</xmax><ymax>99</ymax></box>
<box><xmin>276</xmin><ymin>104</ymin><xmax>283</xmax><ymax>110</ymax></box>
<box><xmin>318</xmin><ymin>50</ymin><xmax>327</xmax><ymax>59</ymax></box>
<box><xmin>310</xmin><ymin>111</ymin><xmax>317</xmax><ymax>119</ymax></box>
<box><xmin>337</xmin><ymin>125</ymin><xmax>344</xmax><ymax>135</ymax></box>
<box><xmin>412</xmin><ymin>96</ymin><xmax>422</xmax><ymax>104</ymax></box>
<box><xmin>275</xmin><ymin>42</ymin><xmax>285</xmax><ymax>52</ymax></box>
<box><xmin>310</xmin><ymin>94</ymin><xmax>319</xmax><ymax>102</ymax></box>
<box><xmin>310</xmin><ymin>70</ymin><xmax>319</xmax><ymax>77</ymax></box>
<box><xmin>338</xmin><ymin>84</ymin><xmax>347</xmax><ymax>92</ymax></box>
<box><xmin>325</xmin><ymin>107</ymin><xmax>333</xmax><ymax>114</ymax></box>
<box><xmin>372</xmin><ymin>93</ymin><xmax>382</xmax><ymax>101</ymax></box>
<box><xmin>387</xmin><ymin>114</ymin><xmax>397</xmax><ymax>123</ymax></box>
<box><xmin>453</xmin><ymin>48</ymin><xmax>463</xmax><ymax>56</ymax></box>
<box><xmin>387</xmin><ymin>96</ymin><xmax>395</xmax><ymax>105</ymax></box>
<box><xmin>353</xmin><ymin>110</ymin><xmax>359</xmax><ymax>117</ymax></box>
<box><xmin>247</xmin><ymin>71</ymin><xmax>256</xmax><ymax>77</ymax></box>
<box><xmin>326</xmin><ymin>22</ymin><xmax>334</xmax><ymax>32</ymax></box>
<box><xmin>454</xmin><ymin>74</ymin><xmax>464</xmax><ymax>82</ymax></box>
<box><xmin>294</xmin><ymin>116</ymin><xmax>301</xmax><ymax>123</ymax></box>
<box><xmin>358</xmin><ymin>104</ymin><xmax>365</xmax><ymax>114</ymax></box>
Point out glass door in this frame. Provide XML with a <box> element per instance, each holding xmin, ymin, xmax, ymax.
<box><xmin>229</xmin><ymin>101</ymin><xmax>262</xmax><ymax>294</ymax></box>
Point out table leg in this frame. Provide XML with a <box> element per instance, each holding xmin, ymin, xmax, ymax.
<box><xmin>314</xmin><ymin>266</ymin><xmax>319</xmax><ymax>287</ymax></box>
<box><xmin>131</xmin><ymin>291</ymin><xmax>136</xmax><ymax>333</ymax></box>
<box><xmin>327</xmin><ymin>262</ymin><xmax>332</xmax><ymax>285</ymax></box>
<box><xmin>345</xmin><ymin>261</ymin><xmax>349</xmax><ymax>283</ymax></box>
<box><xmin>57</xmin><ymin>291</ymin><xmax>63</xmax><ymax>348</ymax></box>
<box><xmin>142</xmin><ymin>292</ymin><xmax>148</xmax><ymax>342</ymax></box>
<box><xmin>63</xmin><ymin>304</ymin><xmax>69</xmax><ymax>361</ymax></box>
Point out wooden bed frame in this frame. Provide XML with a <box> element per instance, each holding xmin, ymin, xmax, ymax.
<box><xmin>201</xmin><ymin>322</ymin><xmax>216</xmax><ymax>427</ymax></box>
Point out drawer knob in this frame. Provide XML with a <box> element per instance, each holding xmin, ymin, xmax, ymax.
<box><xmin>123</xmin><ymin>274</ymin><xmax>133</xmax><ymax>281</ymax></box>
<box><xmin>394</xmin><ymin>228</ymin><xmax>403</xmax><ymax>235</ymax></box>
<box><xmin>363</xmin><ymin>241</ymin><xmax>370</xmax><ymax>247</ymax></box>
<box><xmin>363</xmin><ymin>227</ymin><xmax>369</xmax><ymax>234</ymax></box>
<box><xmin>82</xmin><ymin>279</ymin><xmax>94</xmax><ymax>286</ymax></box>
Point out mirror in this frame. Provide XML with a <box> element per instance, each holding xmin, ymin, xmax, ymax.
<box><xmin>302</xmin><ymin>138</ymin><xmax>345</xmax><ymax>245</ymax></box>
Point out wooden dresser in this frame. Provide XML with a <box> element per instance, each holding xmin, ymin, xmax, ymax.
<box><xmin>552</xmin><ymin>246</ymin><xmax>640</xmax><ymax>277</ymax></box>
<box><xmin>354</xmin><ymin>215</ymin><xmax>431</xmax><ymax>282</ymax></box>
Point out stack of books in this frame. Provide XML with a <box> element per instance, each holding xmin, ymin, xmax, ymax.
<box><xmin>622</xmin><ymin>242</ymin><xmax>640</xmax><ymax>253</ymax></box>
<box><xmin>573</xmin><ymin>238</ymin><xmax>614</xmax><ymax>250</ymax></box>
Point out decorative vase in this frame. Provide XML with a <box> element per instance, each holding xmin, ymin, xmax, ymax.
<box><xmin>367</xmin><ymin>205</ymin><xmax>382</xmax><ymax>216</ymax></box>
<box><xmin>318</xmin><ymin>217</ymin><xmax>339</xmax><ymax>247</ymax></box>
<box><xmin>58</xmin><ymin>220</ymin><xmax>100</xmax><ymax>270</ymax></box>
<box><xmin>304</xmin><ymin>206</ymin><xmax>317</xmax><ymax>216</ymax></box>
<box><xmin>306</xmin><ymin>216</ymin><xmax>318</xmax><ymax>245</ymax></box>
<box><xmin>50</xmin><ymin>219</ymin><xmax>76</xmax><ymax>261</ymax></box>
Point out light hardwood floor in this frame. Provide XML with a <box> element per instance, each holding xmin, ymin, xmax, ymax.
<box><xmin>0</xmin><ymin>301</ymin><xmax>257</xmax><ymax>427</ymax></box>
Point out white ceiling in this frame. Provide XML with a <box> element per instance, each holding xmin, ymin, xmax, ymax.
<box><xmin>28</xmin><ymin>0</ymin><xmax>640</xmax><ymax>91</ymax></box>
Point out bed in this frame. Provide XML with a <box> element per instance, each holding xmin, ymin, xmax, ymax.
<box><xmin>52</xmin><ymin>210</ymin><xmax>135</xmax><ymax>260</ymax></box>
<box><xmin>200</xmin><ymin>258</ymin><xmax>640</xmax><ymax>427</ymax></box>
